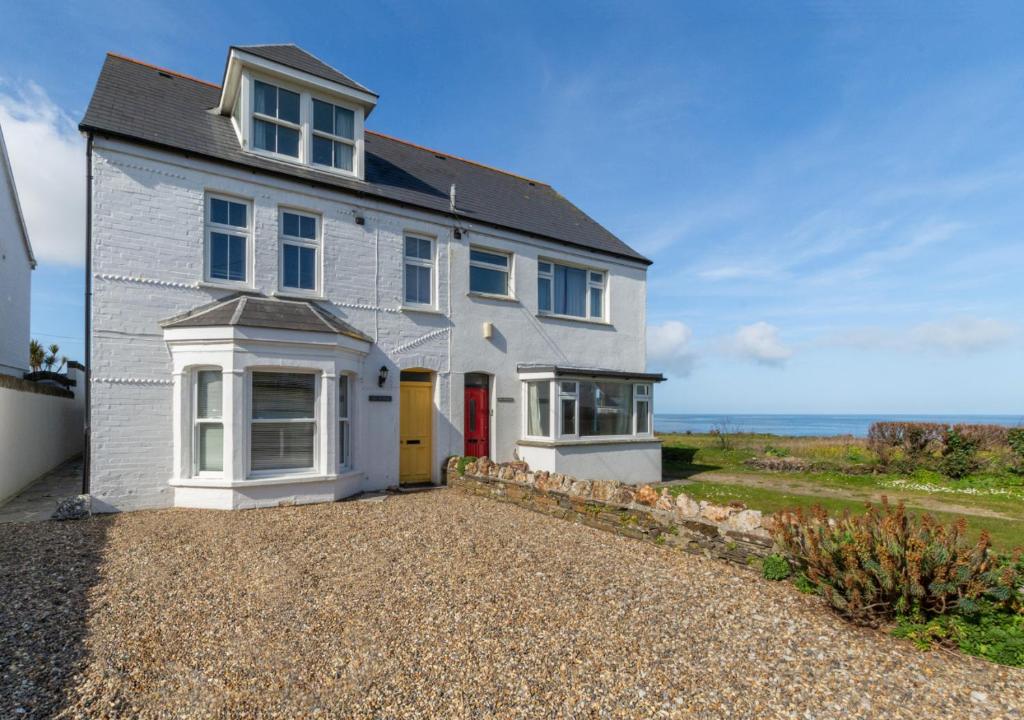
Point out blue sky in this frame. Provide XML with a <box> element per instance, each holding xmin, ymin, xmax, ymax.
<box><xmin>1</xmin><ymin>1</ymin><xmax>1021</xmax><ymax>413</ymax></box>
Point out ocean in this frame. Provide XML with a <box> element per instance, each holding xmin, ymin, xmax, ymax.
<box><xmin>654</xmin><ymin>414</ymin><xmax>1024</xmax><ymax>438</ymax></box>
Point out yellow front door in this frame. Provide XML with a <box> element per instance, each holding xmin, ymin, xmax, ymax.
<box><xmin>399</xmin><ymin>377</ymin><xmax>433</xmax><ymax>485</ymax></box>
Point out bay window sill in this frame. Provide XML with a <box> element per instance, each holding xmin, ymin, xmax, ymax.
<box><xmin>517</xmin><ymin>436</ymin><xmax>661</xmax><ymax>448</ymax></box>
<box><xmin>170</xmin><ymin>473</ymin><xmax>346</xmax><ymax>489</ymax></box>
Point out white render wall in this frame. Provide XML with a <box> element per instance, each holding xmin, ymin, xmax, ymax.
<box><xmin>0</xmin><ymin>149</ymin><xmax>32</xmax><ymax>377</ymax></box>
<box><xmin>89</xmin><ymin>138</ymin><xmax>651</xmax><ymax>510</ymax></box>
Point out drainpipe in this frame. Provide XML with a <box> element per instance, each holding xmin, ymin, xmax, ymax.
<box><xmin>82</xmin><ymin>133</ymin><xmax>93</xmax><ymax>495</ymax></box>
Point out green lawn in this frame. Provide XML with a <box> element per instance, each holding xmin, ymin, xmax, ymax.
<box><xmin>660</xmin><ymin>433</ymin><xmax>1024</xmax><ymax>550</ymax></box>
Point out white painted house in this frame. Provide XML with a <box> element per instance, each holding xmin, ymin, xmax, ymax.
<box><xmin>0</xmin><ymin>121</ymin><xmax>35</xmax><ymax>377</ymax></box>
<box><xmin>79</xmin><ymin>45</ymin><xmax>663</xmax><ymax>512</ymax></box>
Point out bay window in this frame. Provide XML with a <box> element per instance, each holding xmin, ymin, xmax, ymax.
<box><xmin>538</xmin><ymin>261</ymin><xmax>605</xmax><ymax>320</ymax></box>
<box><xmin>194</xmin><ymin>369</ymin><xmax>223</xmax><ymax>473</ymax></box>
<box><xmin>338</xmin><ymin>375</ymin><xmax>350</xmax><ymax>470</ymax></box>
<box><xmin>250</xmin><ymin>371</ymin><xmax>316</xmax><ymax>473</ymax></box>
<box><xmin>206</xmin><ymin>195</ymin><xmax>250</xmax><ymax>284</ymax></box>
<box><xmin>524</xmin><ymin>378</ymin><xmax>654</xmax><ymax>440</ymax></box>
<box><xmin>252</xmin><ymin>80</ymin><xmax>301</xmax><ymax>158</ymax></box>
<box><xmin>279</xmin><ymin>210</ymin><xmax>320</xmax><ymax>292</ymax></box>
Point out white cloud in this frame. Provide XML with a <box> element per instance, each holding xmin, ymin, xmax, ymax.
<box><xmin>908</xmin><ymin>316</ymin><xmax>1017</xmax><ymax>353</ymax></box>
<box><xmin>647</xmin><ymin>320</ymin><xmax>696</xmax><ymax>376</ymax></box>
<box><xmin>728</xmin><ymin>322</ymin><xmax>792</xmax><ymax>365</ymax></box>
<box><xmin>0</xmin><ymin>81</ymin><xmax>85</xmax><ymax>266</ymax></box>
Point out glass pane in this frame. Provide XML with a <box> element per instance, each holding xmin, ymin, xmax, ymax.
<box><xmin>561</xmin><ymin>398</ymin><xmax>576</xmax><ymax>435</ymax></box>
<box><xmin>313</xmin><ymin>99</ymin><xmax>333</xmax><ymax>134</ymax></box>
<box><xmin>469</xmin><ymin>266</ymin><xmax>507</xmax><ymax>295</ymax></box>
<box><xmin>590</xmin><ymin>287</ymin><xmax>603</xmax><ymax>318</ymax></box>
<box><xmin>339</xmin><ymin>420</ymin><xmax>348</xmax><ymax>466</ymax></box>
<box><xmin>253</xmin><ymin>118</ymin><xmax>275</xmax><ymax>152</ymax></box>
<box><xmin>283</xmin><ymin>243</ymin><xmax>300</xmax><ymax>288</ymax></box>
<box><xmin>251</xmin><ymin>422</ymin><xmax>315</xmax><ymax>471</ymax></box>
<box><xmin>198</xmin><ymin>424</ymin><xmax>223</xmax><ymax>472</ymax></box>
<box><xmin>299</xmin><ymin>215</ymin><xmax>316</xmax><ymax>239</ymax></box>
<box><xmin>590</xmin><ymin>271</ymin><xmax>604</xmax><ymax>284</ymax></box>
<box><xmin>210</xmin><ymin>198</ymin><xmax>229</xmax><ymax>225</ymax></box>
<box><xmin>299</xmin><ymin>246</ymin><xmax>316</xmax><ymax>290</ymax></box>
<box><xmin>538</xmin><ymin>261</ymin><xmax>552</xmax><ymax>274</ymax></box>
<box><xmin>335</xmin><ymin>106</ymin><xmax>355</xmax><ymax>139</ymax></box>
<box><xmin>252</xmin><ymin>372</ymin><xmax>315</xmax><ymax>419</ymax></box>
<box><xmin>338</xmin><ymin>376</ymin><xmax>348</xmax><ymax>418</ymax></box>
<box><xmin>636</xmin><ymin>383</ymin><xmax>651</xmax><ymax>397</ymax></box>
<box><xmin>278</xmin><ymin>126</ymin><xmax>299</xmax><ymax>157</ymax></box>
<box><xmin>278</xmin><ymin>88</ymin><xmax>300</xmax><ymax>124</ymax></box>
<box><xmin>228</xmin><ymin>201</ymin><xmax>246</xmax><ymax>228</ymax></box>
<box><xmin>579</xmin><ymin>382</ymin><xmax>633</xmax><ymax>436</ymax></box>
<box><xmin>538</xmin><ymin>277</ymin><xmax>551</xmax><ymax>312</ymax></box>
<box><xmin>196</xmin><ymin>370</ymin><xmax>222</xmax><ymax>419</ymax></box>
<box><xmin>637</xmin><ymin>400</ymin><xmax>650</xmax><ymax>434</ymax></box>
<box><xmin>554</xmin><ymin>265</ymin><xmax>587</xmax><ymax>317</ymax></box>
<box><xmin>560</xmin><ymin>382</ymin><xmax>576</xmax><ymax>394</ymax></box>
<box><xmin>470</xmin><ymin>249</ymin><xmax>508</xmax><ymax>267</ymax></box>
<box><xmin>312</xmin><ymin>136</ymin><xmax>333</xmax><ymax>166</ymax></box>
<box><xmin>228</xmin><ymin>235</ymin><xmax>246</xmax><ymax>281</ymax></box>
<box><xmin>405</xmin><ymin>264</ymin><xmax>431</xmax><ymax>304</ymax></box>
<box><xmin>210</xmin><ymin>232</ymin><xmax>229</xmax><ymax>280</ymax></box>
<box><xmin>253</xmin><ymin>80</ymin><xmax>276</xmax><ymax>116</ymax></box>
<box><xmin>527</xmin><ymin>382</ymin><xmax>550</xmax><ymax>437</ymax></box>
<box><xmin>282</xmin><ymin>212</ymin><xmax>300</xmax><ymax>237</ymax></box>
<box><xmin>334</xmin><ymin>141</ymin><xmax>353</xmax><ymax>171</ymax></box>
<box><xmin>405</xmin><ymin>236</ymin><xmax>430</xmax><ymax>259</ymax></box>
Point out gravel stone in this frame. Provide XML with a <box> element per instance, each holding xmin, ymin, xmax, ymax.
<box><xmin>2</xmin><ymin>490</ymin><xmax>1022</xmax><ymax>718</ymax></box>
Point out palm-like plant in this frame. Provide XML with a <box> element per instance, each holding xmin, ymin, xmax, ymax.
<box><xmin>43</xmin><ymin>343</ymin><xmax>60</xmax><ymax>372</ymax></box>
<box><xmin>28</xmin><ymin>339</ymin><xmax>45</xmax><ymax>372</ymax></box>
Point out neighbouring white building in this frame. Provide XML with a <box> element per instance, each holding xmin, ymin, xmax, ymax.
<box><xmin>0</xmin><ymin>121</ymin><xmax>35</xmax><ymax>377</ymax></box>
<box><xmin>79</xmin><ymin>45</ymin><xmax>663</xmax><ymax>512</ymax></box>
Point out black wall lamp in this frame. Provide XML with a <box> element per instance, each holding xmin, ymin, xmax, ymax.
<box><xmin>377</xmin><ymin>365</ymin><xmax>389</xmax><ymax>387</ymax></box>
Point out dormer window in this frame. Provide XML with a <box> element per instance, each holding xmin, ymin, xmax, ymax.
<box><xmin>252</xmin><ymin>80</ymin><xmax>300</xmax><ymax>158</ymax></box>
<box><xmin>312</xmin><ymin>99</ymin><xmax>355</xmax><ymax>172</ymax></box>
<box><xmin>220</xmin><ymin>46</ymin><xmax>377</xmax><ymax>180</ymax></box>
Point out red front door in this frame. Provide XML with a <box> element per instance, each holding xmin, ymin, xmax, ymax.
<box><xmin>464</xmin><ymin>386</ymin><xmax>489</xmax><ymax>457</ymax></box>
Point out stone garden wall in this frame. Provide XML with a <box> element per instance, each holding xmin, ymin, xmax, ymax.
<box><xmin>447</xmin><ymin>457</ymin><xmax>775</xmax><ymax>568</ymax></box>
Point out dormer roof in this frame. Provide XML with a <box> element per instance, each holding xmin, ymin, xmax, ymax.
<box><xmin>233</xmin><ymin>44</ymin><xmax>376</xmax><ymax>97</ymax></box>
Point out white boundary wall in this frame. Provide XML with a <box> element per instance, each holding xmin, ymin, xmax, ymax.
<box><xmin>0</xmin><ymin>367</ymin><xmax>85</xmax><ymax>503</ymax></box>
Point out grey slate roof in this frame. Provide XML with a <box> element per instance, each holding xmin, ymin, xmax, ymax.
<box><xmin>161</xmin><ymin>294</ymin><xmax>373</xmax><ymax>341</ymax></box>
<box><xmin>232</xmin><ymin>44</ymin><xmax>376</xmax><ymax>97</ymax></box>
<box><xmin>517</xmin><ymin>363</ymin><xmax>665</xmax><ymax>382</ymax></box>
<box><xmin>80</xmin><ymin>53</ymin><xmax>650</xmax><ymax>265</ymax></box>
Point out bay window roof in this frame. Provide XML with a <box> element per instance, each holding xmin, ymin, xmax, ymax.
<box><xmin>517</xmin><ymin>364</ymin><xmax>665</xmax><ymax>383</ymax></box>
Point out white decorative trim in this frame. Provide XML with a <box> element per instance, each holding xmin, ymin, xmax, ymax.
<box><xmin>95</xmin><ymin>273</ymin><xmax>200</xmax><ymax>290</ymax></box>
<box><xmin>92</xmin><ymin>377</ymin><xmax>174</xmax><ymax>386</ymax></box>
<box><xmin>392</xmin><ymin>327</ymin><xmax>450</xmax><ymax>354</ymax></box>
<box><xmin>105</xmin><ymin>157</ymin><xmax>190</xmax><ymax>181</ymax></box>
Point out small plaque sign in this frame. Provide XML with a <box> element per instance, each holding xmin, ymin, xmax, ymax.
<box><xmin>497</xmin><ymin>397</ymin><xmax>515</xmax><ymax>403</ymax></box>
<box><xmin>368</xmin><ymin>394</ymin><xmax>392</xmax><ymax>402</ymax></box>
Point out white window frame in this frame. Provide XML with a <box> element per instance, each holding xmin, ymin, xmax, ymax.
<box><xmin>278</xmin><ymin>208</ymin><xmax>322</xmax><ymax>295</ymax></box>
<box><xmin>403</xmin><ymin>233</ymin><xmax>435</xmax><ymax>308</ymax></box>
<box><xmin>192</xmin><ymin>367</ymin><xmax>224</xmax><ymax>477</ymax></box>
<box><xmin>338</xmin><ymin>374</ymin><xmax>352</xmax><ymax>471</ymax></box>
<box><xmin>469</xmin><ymin>246</ymin><xmax>513</xmax><ymax>298</ymax></box>
<box><xmin>537</xmin><ymin>259</ymin><xmax>607</xmax><ymax>321</ymax></box>
<box><xmin>310</xmin><ymin>96</ymin><xmax>359</xmax><ymax>177</ymax></box>
<box><xmin>247</xmin><ymin>369</ymin><xmax>319</xmax><ymax>478</ymax></box>
<box><xmin>634</xmin><ymin>383</ymin><xmax>653</xmax><ymax>436</ymax></box>
<box><xmin>523</xmin><ymin>380</ymin><xmax>553</xmax><ymax>439</ymax></box>
<box><xmin>558</xmin><ymin>381</ymin><xmax>579</xmax><ymax>439</ymax></box>
<box><xmin>204</xmin><ymin>193</ymin><xmax>252</xmax><ymax>287</ymax></box>
<box><xmin>250</xmin><ymin>78</ymin><xmax>303</xmax><ymax>162</ymax></box>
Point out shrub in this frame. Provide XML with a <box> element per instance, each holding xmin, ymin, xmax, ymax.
<box><xmin>1008</xmin><ymin>428</ymin><xmax>1024</xmax><ymax>469</ymax></box>
<box><xmin>769</xmin><ymin>499</ymin><xmax>1017</xmax><ymax>625</ymax></box>
<box><xmin>867</xmin><ymin>422</ymin><xmax>945</xmax><ymax>465</ymax></box>
<box><xmin>456</xmin><ymin>456</ymin><xmax>476</xmax><ymax>476</ymax></box>
<box><xmin>952</xmin><ymin>424</ymin><xmax>1009</xmax><ymax>451</ymax></box>
<box><xmin>894</xmin><ymin>611</ymin><xmax>1024</xmax><ymax>667</ymax></box>
<box><xmin>764</xmin><ymin>445</ymin><xmax>789</xmax><ymax>457</ymax></box>
<box><xmin>941</xmin><ymin>428</ymin><xmax>979</xmax><ymax>480</ymax></box>
<box><xmin>762</xmin><ymin>554</ymin><xmax>792</xmax><ymax>580</ymax></box>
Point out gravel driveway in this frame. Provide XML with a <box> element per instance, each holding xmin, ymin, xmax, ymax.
<box><xmin>2</xmin><ymin>490</ymin><xmax>1021</xmax><ymax>719</ymax></box>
